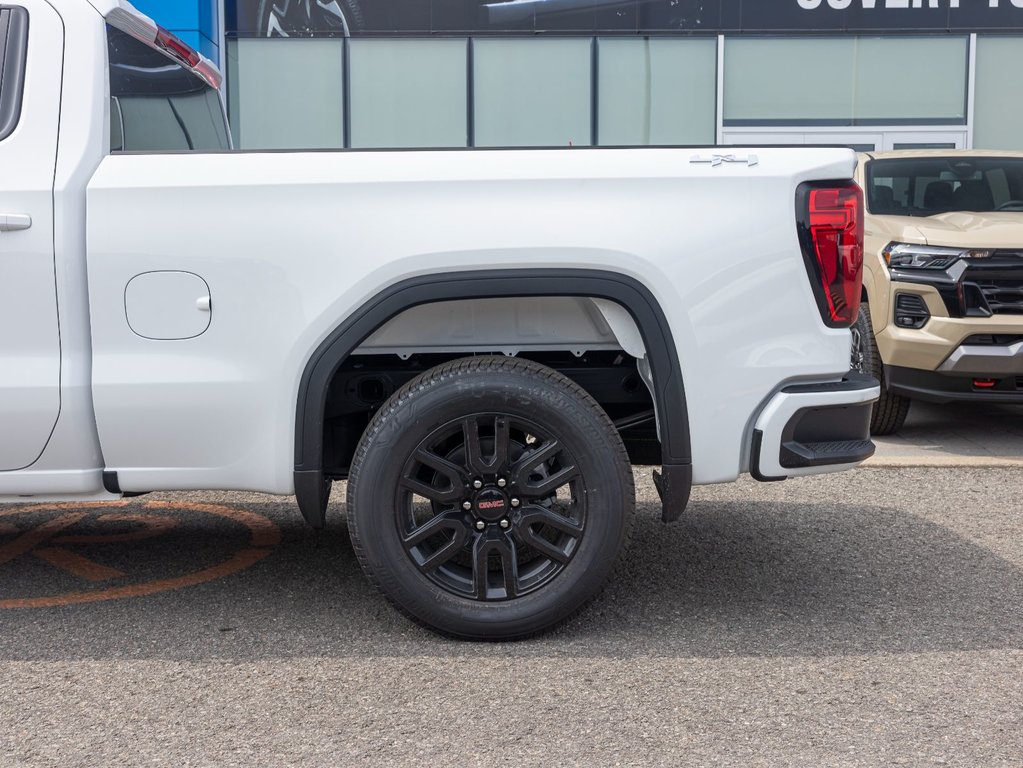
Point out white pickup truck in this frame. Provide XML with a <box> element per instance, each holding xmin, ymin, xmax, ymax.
<box><xmin>1</xmin><ymin>0</ymin><xmax>879</xmax><ymax>638</ymax></box>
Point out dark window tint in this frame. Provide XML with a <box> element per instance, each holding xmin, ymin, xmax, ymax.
<box><xmin>108</xmin><ymin>26</ymin><xmax>229</xmax><ymax>152</ymax></box>
<box><xmin>866</xmin><ymin>157</ymin><xmax>1023</xmax><ymax>216</ymax></box>
<box><xmin>0</xmin><ymin>6</ymin><xmax>28</xmax><ymax>142</ymax></box>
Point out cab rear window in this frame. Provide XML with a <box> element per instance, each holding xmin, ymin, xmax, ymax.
<box><xmin>0</xmin><ymin>6</ymin><xmax>28</xmax><ymax>142</ymax></box>
<box><xmin>107</xmin><ymin>26</ymin><xmax>229</xmax><ymax>153</ymax></box>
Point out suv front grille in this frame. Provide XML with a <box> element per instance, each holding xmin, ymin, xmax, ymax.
<box><xmin>890</xmin><ymin>251</ymin><xmax>1023</xmax><ymax>318</ymax></box>
<box><xmin>976</xmin><ymin>279</ymin><xmax>1023</xmax><ymax>314</ymax></box>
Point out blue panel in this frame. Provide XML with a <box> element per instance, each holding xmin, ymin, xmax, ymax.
<box><xmin>132</xmin><ymin>0</ymin><xmax>199</xmax><ymax>30</ymax></box>
<box><xmin>131</xmin><ymin>0</ymin><xmax>219</xmax><ymax>62</ymax></box>
<box><xmin>198</xmin><ymin>0</ymin><xmax>218</xmax><ymax>39</ymax></box>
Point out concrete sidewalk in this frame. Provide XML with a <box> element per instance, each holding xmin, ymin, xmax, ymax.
<box><xmin>867</xmin><ymin>400</ymin><xmax>1023</xmax><ymax>467</ymax></box>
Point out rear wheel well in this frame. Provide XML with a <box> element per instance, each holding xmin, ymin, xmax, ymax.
<box><xmin>294</xmin><ymin>269</ymin><xmax>693</xmax><ymax>527</ymax></box>
<box><xmin>322</xmin><ymin>348</ymin><xmax>660</xmax><ymax>482</ymax></box>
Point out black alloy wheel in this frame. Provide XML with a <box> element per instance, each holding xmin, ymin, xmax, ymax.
<box><xmin>347</xmin><ymin>356</ymin><xmax>635</xmax><ymax>640</ymax></box>
<box><xmin>397</xmin><ymin>412</ymin><xmax>585</xmax><ymax>602</ymax></box>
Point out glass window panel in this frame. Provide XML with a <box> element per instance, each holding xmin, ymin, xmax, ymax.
<box><xmin>974</xmin><ymin>36</ymin><xmax>1023</xmax><ymax>151</ymax></box>
<box><xmin>724</xmin><ymin>37</ymin><xmax>855</xmax><ymax>122</ymax></box>
<box><xmin>725</xmin><ymin>36</ymin><xmax>967</xmax><ymax>124</ymax></box>
<box><xmin>227</xmin><ymin>38</ymin><xmax>343</xmax><ymax>149</ymax></box>
<box><xmin>114</xmin><ymin>92</ymin><xmax>229</xmax><ymax>152</ymax></box>
<box><xmin>866</xmin><ymin>156</ymin><xmax>1023</xmax><ymax>214</ymax></box>
<box><xmin>473</xmin><ymin>38</ymin><xmax>591</xmax><ymax>147</ymax></box>
<box><xmin>597</xmin><ymin>37</ymin><xmax>716</xmax><ymax>146</ymax></box>
<box><xmin>350</xmin><ymin>39</ymin><xmax>467</xmax><ymax>148</ymax></box>
<box><xmin>854</xmin><ymin>37</ymin><xmax>966</xmax><ymax>121</ymax></box>
<box><xmin>108</xmin><ymin>26</ymin><xmax>229</xmax><ymax>152</ymax></box>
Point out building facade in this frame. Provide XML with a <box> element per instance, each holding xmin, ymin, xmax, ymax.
<box><xmin>139</xmin><ymin>0</ymin><xmax>1023</xmax><ymax>153</ymax></box>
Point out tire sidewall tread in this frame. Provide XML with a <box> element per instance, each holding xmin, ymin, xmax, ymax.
<box><xmin>346</xmin><ymin>356</ymin><xmax>635</xmax><ymax>640</ymax></box>
<box><xmin>856</xmin><ymin>304</ymin><xmax>911</xmax><ymax>436</ymax></box>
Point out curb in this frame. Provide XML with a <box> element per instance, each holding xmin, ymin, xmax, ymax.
<box><xmin>863</xmin><ymin>455</ymin><xmax>1023</xmax><ymax>469</ymax></box>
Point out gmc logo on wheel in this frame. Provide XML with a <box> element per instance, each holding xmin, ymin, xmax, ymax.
<box><xmin>477</xmin><ymin>500</ymin><xmax>505</xmax><ymax>510</ymax></box>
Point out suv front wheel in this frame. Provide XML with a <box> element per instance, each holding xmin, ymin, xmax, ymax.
<box><xmin>853</xmin><ymin>303</ymin><xmax>911</xmax><ymax>435</ymax></box>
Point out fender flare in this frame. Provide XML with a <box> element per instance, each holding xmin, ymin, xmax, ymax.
<box><xmin>294</xmin><ymin>269</ymin><xmax>692</xmax><ymax>526</ymax></box>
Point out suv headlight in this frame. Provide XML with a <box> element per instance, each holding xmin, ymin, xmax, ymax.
<box><xmin>883</xmin><ymin>242</ymin><xmax>993</xmax><ymax>270</ymax></box>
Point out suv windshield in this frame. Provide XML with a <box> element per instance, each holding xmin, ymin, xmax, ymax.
<box><xmin>107</xmin><ymin>26</ymin><xmax>229</xmax><ymax>152</ymax></box>
<box><xmin>865</xmin><ymin>157</ymin><xmax>1023</xmax><ymax>216</ymax></box>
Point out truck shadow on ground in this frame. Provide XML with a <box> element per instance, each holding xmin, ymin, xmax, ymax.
<box><xmin>587</xmin><ymin>497</ymin><xmax>1023</xmax><ymax>657</ymax></box>
<box><xmin>0</xmin><ymin>493</ymin><xmax>1019</xmax><ymax>660</ymax></box>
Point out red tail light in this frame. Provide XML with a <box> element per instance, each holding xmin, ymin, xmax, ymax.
<box><xmin>795</xmin><ymin>181</ymin><xmax>864</xmax><ymax>328</ymax></box>
<box><xmin>106</xmin><ymin>7</ymin><xmax>223</xmax><ymax>91</ymax></box>
<box><xmin>155</xmin><ymin>29</ymin><xmax>201</xmax><ymax>68</ymax></box>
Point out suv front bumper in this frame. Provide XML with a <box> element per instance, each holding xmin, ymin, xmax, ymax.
<box><xmin>750</xmin><ymin>372</ymin><xmax>880</xmax><ymax>481</ymax></box>
<box><xmin>937</xmin><ymin>338</ymin><xmax>1023</xmax><ymax>376</ymax></box>
<box><xmin>876</xmin><ymin>302</ymin><xmax>1023</xmax><ymax>372</ymax></box>
<box><xmin>876</xmin><ymin>296</ymin><xmax>1023</xmax><ymax>402</ymax></box>
<box><xmin>888</xmin><ymin>364</ymin><xmax>1023</xmax><ymax>403</ymax></box>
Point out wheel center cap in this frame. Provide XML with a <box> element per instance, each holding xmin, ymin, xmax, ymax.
<box><xmin>473</xmin><ymin>488</ymin><xmax>509</xmax><ymax>522</ymax></box>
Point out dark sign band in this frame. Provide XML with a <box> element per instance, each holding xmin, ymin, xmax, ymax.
<box><xmin>226</xmin><ymin>0</ymin><xmax>1023</xmax><ymax>37</ymax></box>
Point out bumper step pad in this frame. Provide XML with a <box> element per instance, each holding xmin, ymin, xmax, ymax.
<box><xmin>780</xmin><ymin>439</ymin><xmax>875</xmax><ymax>469</ymax></box>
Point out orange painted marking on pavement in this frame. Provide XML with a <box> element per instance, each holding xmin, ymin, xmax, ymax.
<box><xmin>0</xmin><ymin>548</ymin><xmax>272</xmax><ymax>608</ymax></box>
<box><xmin>143</xmin><ymin>501</ymin><xmax>282</xmax><ymax>548</ymax></box>
<box><xmin>32</xmin><ymin>547</ymin><xmax>126</xmax><ymax>582</ymax></box>
<box><xmin>0</xmin><ymin>513</ymin><xmax>87</xmax><ymax>566</ymax></box>
<box><xmin>54</xmin><ymin>512</ymin><xmax>178</xmax><ymax>544</ymax></box>
<box><xmin>0</xmin><ymin>500</ymin><xmax>281</xmax><ymax>608</ymax></box>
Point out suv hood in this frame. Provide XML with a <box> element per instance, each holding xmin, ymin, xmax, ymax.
<box><xmin>869</xmin><ymin>211</ymin><xmax>1023</xmax><ymax>248</ymax></box>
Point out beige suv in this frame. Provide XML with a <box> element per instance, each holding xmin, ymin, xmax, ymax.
<box><xmin>854</xmin><ymin>150</ymin><xmax>1023</xmax><ymax>434</ymax></box>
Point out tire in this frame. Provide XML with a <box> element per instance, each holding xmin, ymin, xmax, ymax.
<box><xmin>852</xmin><ymin>303</ymin><xmax>910</xmax><ymax>436</ymax></box>
<box><xmin>347</xmin><ymin>356</ymin><xmax>635</xmax><ymax>640</ymax></box>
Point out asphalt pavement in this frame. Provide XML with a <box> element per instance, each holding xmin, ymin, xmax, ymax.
<box><xmin>1</xmin><ymin>460</ymin><xmax>1021</xmax><ymax>766</ymax></box>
